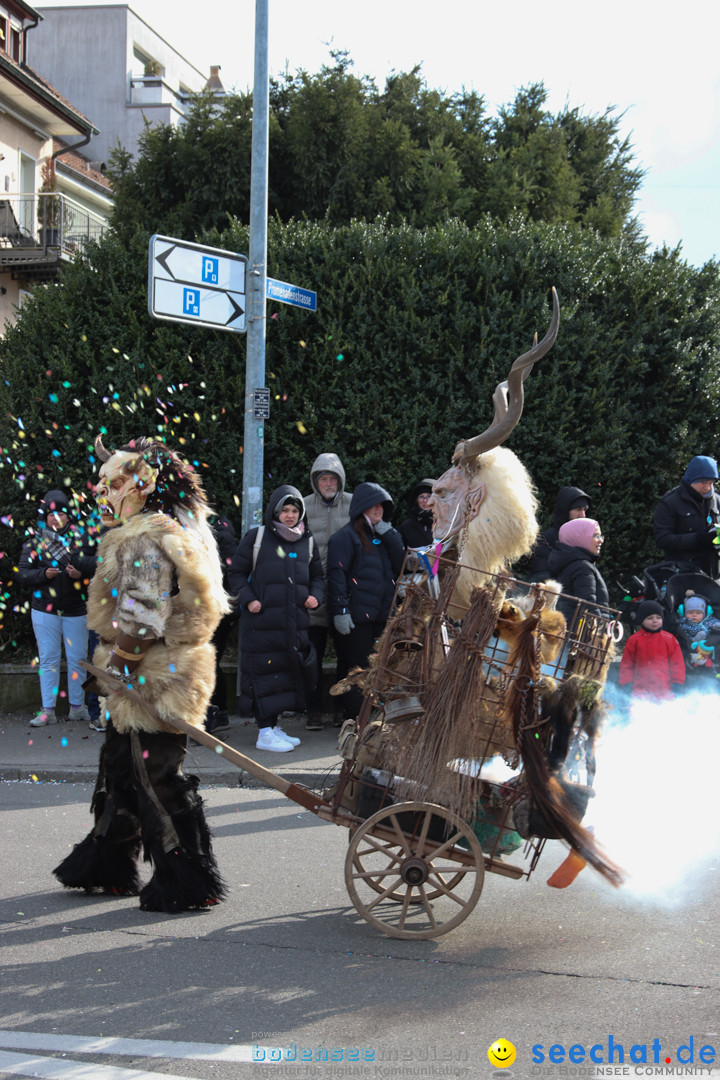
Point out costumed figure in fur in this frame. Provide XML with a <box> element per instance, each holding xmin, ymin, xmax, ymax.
<box><xmin>53</xmin><ymin>436</ymin><xmax>231</xmax><ymax>912</ymax></box>
<box><xmin>337</xmin><ymin>289</ymin><xmax>622</xmax><ymax>889</ymax></box>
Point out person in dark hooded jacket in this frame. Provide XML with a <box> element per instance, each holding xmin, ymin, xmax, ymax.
<box><xmin>527</xmin><ymin>485</ymin><xmax>590</xmax><ymax>582</ymax></box>
<box><xmin>399</xmin><ymin>479</ymin><xmax>436</xmax><ymax>549</ymax></box>
<box><xmin>653</xmin><ymin>455</ymin><xmax>720</xmax><ymax>578</ymax></box>
<box><xmin>16</xmin><ymin>488</ymin><xmax>96</xmax><ymax>726</ymax></box>
<box><xmin>228</xmin><ymin>486</ymin><xmax>323</xmax><ymax>752</ymax></box>
<box><xmin>327</xmin><ymin>481</ymin><xmax>405</xmax><ymax>721</ymax></box>
<box><xmin>547</xmin><ymin>517</ymin><xmax>609</xmax><ymax>624</ymax></box>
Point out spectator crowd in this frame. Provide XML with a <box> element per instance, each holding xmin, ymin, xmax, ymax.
<box><xmin>13</xmin><ymin>451</ymin><xmax>720</xmax><ymax>748</ymax></box>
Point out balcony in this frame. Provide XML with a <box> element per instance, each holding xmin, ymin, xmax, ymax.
<box><xmin>129</xmin><ymin>75</ymin><xmax>190</xmax><ymax>112</ymax></box>
<box><xmin>0</xmin><ymin>193</ymin><xmax>110</xmax><ymax>279</ymax></box>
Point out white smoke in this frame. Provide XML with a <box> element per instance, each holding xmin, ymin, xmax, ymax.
<box><xmin>585</xmin><ymin>684</ymin><xmax>720</xmax><ymax>904</ymax></box>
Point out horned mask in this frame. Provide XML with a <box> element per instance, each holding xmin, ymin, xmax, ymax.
<box><xmin>94</xmin><ymin>436</ymin><xmax>158</xmax><ymax>527</ymax></box>
<box><xmin>429</xmin><ymin>288</ymin><xmax>560</xmax><ymax>547</ymax></box>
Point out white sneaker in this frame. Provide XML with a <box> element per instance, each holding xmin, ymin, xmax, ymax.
<box><xmin>255</xmin><ymin>727</ymin><xmax>295</xmax><ymax>752</ymax></box>
<box><xmin>69</xmin><ymin>704</ymin><xmax>91</xmax><ymax>722</ymax></box>
<box><xmin>30</xmin><ymin>709</ymin><xmax>56</xmax><ymax>727</ymax></box>
<box><xmin>275</xmin><ymin>724</ymin><xmax>301</xmax><ymax>747</ymax></box>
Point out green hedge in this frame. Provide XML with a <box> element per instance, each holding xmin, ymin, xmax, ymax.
<box><xmin>1</xmin><ymin>216</ymin><xmax>719</xmax><ymax>651</ymax></box>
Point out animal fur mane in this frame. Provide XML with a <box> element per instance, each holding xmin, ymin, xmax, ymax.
<box><xmin>449</xmin><ymin>446</ymin><xmax>539</xmax><ymax>614</ymax></box>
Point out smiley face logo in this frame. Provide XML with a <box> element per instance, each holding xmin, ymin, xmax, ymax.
<box><xmin>488</xmin><ymin>1039</ymin><xmax>517</xmax><ymax>1068</ymax></box>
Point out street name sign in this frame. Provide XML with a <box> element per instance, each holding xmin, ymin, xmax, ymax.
<box><xmin>266</xmin><ymin>276</ymin><xmax>317</xmax><ymax>312</ymax></box>
<box><xmin>148</xmin><ymin>234</ymin><xmax>248</xmax><ymax>333</ymax></box>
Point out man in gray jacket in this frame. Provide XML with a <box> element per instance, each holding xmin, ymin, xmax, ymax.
<box><xmin>303</xmin><ymin>453</ymin><xmax>353</xmax><ymax>728</ymax></box>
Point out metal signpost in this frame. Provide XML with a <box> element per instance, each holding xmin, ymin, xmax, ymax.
<box><xmin>148</xmin><ymin>235</ymin><xmax>248</xmax><ymax>332</ymax></box>
<box><xmin>146</xmin><ymin>0</ymin><xmax>316</xmax><ymax>543</ymax></box>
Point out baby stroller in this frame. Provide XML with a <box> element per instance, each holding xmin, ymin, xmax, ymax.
<box><xmin>617</xmin><ymin>559</ymin><xmax>701</xmax><ymax>635</ymax></box>
<box><xmin>662</xmin><ymin>571</ymin><xmax>720</xmax><ymax>688</ymax></box>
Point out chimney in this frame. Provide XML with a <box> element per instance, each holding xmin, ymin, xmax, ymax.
<box><xmin>205</xmin><ymin>65</ymin><xmax>225</xmax><ymax>96</ymax></box>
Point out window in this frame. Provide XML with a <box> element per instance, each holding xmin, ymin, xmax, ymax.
<box><xmin>0</xmin><ymin>17</ymin><xmax>7</xmax><ymax>52</ymax></box>
<box><xmin>133</xmin><ymin>44</ymin><xmax>151</xmax><ymax>68</ymax></box>
<box><xmin>132</xmin><ymin>44</ymin><xmax>162</xmax><ymax>77</ymax></box>
<box><xmin>10</xmin><ymin>26</ymin><xmax>20</xmax><ymax>61</ymax></box>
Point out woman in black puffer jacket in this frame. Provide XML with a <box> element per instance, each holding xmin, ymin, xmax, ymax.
<box><xmin>327</xmin><ymin>482</ymin><xmax>405</xmax><ymax>721</ymax></box>
<box><xmin>547</xmin><ymin>517</ymin><xmax>609</xmax><ymax>626</ymax></box>
<box><xmin>229</xmin><ymin>486</ymin><xmax>323</xmax><ymax>753</ymax></box>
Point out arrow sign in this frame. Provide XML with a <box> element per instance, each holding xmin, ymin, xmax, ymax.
<box><xmin>148</xmin><ymin>234</ymin><xmax>248</xmax><ymax>333</ymax></box>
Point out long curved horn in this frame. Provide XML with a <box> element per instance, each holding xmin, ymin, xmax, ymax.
<box><xmin>94</xmin><ymin>434</ymin><xmax>112</xmax><ymax>462</ymax></box>
<box><xmin>454</xmin><ymin>287</ymin><xmax>560</xmax><ymax>465</ymax></box>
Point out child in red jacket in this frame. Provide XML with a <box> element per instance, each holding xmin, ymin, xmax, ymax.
<box><xmin>618</xmin><ymin>600</ymin><xmax>685</xmax><ymax>702</ymax></box>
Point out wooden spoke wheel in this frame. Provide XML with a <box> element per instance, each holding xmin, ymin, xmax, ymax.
<box><xmin>344</xmin><ymin>800</ymin><xmax>484</xmax><ymax>939</ymax></box>
<box><xmin>348</xmin><ymin>826</ymin><xmax>465</xmax><ymax>902</ymax></box>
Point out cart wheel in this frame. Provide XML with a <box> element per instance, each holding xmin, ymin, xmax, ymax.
<box><xmin>344</xmin><ymin>800</ymin><xmax>484</xmax><ymax>940</ymax></box>
<box><xmin>348</xmin><ymin>826</ymin><xmax>465</xmax><ymax>902</ymax></box>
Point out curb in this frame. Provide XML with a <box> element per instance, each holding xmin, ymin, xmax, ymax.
<box><xmin>0</xmin><ymin>764</ymin><xmax>338</xmax><ymax>789</ymax></box>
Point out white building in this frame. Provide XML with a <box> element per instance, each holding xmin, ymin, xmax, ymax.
<box><xmin>0</xmin><ymin>0</ymin><xmax>110</xmax><ymax>329</ymax></box>
<box><xmin>29</xmin><ymin>3</ymin><xmax>209</xmax><ymax>164</ymax></box>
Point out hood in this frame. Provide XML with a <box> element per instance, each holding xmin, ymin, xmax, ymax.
<box><xmin>264</xmin><ymin>484</ymin><xmax>306</xmax><ymax>529</ymax></box>
<box><xmin>552</xmin><ymin>486</ymin><xmax>590</xmax><ymax>528</ymax></box>
<box><xmin>406</xmin><ymin>478</ymin><xmax>437</xmax><ymax>511</ymax></box>
<box><xmin>310</xmin><ymin>453</ymin><xmax>347</xmax><ymax>501</ymax></box>
<box><xmin>349</xmin><ymin>482</ymin><xmax>394</xmax><ymax>521</ymax></box>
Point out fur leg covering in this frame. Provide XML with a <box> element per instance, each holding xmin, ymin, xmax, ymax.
<box><xmin>54</xmin><ymin>727</ymin><xmax>142</xmax><ymax>894</ymax></box>
<box><xmin>131</xmin><ymin>730</ymin><xmax>227</xmax><ymax>913</ymax></box>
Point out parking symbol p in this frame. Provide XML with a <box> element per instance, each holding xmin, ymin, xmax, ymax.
<box><xmin>202</xmin><ymin>257</ymin><xmax>219</xmax><ymax>285</ymax></box>
<box><xmin>183</xmin><ymin>288</ymin><xmax>200</xmax><ymax>316</ymax></box>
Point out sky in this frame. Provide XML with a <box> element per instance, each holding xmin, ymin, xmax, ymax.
<box><xmin>43</xmin><ymin>0</ymin><xmax>720</xmax><ymax>267</ymax></box>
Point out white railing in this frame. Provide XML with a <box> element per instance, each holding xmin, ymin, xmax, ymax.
<box><xmin>0</xmin><ymin>192</ymin><xmax>110</xmax><ymax>259</ymax></box>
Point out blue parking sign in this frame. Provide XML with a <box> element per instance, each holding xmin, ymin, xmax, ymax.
<box><xmin>202</xmin><ymin>256</ymin><xmax>219</xmax><ymax>285</ymax></box>
<box><xmin>183</xmin><ymin>288</ymin><xmax>200</xmax><ymax>316</ymax></box>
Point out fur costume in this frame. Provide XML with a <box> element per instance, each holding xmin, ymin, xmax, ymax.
<box><xmin>87</xmin><ymin>511</ymin><xmax>226</xmax><ymax>734</ymax></box>
<box><xmin>54</xmin><ymin>437</ymin><xmax>229</xmax><ymax>912</ymax></box>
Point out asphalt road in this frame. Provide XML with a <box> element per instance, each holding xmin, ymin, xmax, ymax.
<box><xmin>1</xmin><ymin>781</ymin><xmax>718</xmax><ymax>1080</ymax></box>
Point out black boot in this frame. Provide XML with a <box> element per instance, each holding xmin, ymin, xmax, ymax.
<box><xmin>205</xmin><ymin>705</ymin><xmax>230</xmax><ymax>734</ymax></box>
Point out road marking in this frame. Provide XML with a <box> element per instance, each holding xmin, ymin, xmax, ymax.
<box><xmin>0</xmin><ymin>1031</ymin><xmax>254</xmax><ymax>1062</ymax></box>
<box><xmin>0</xmin><ymin>1050</ymin><xmax>204</xmax><ymax>1079</ymax></box>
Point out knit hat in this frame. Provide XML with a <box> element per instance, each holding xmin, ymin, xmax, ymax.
<box><xmin>407</xmin><ymin>478</ymin><xmax>436</xmax><ymax>510</ymax></box>
<box><xmin>685</xmin><ymin>595</ymin><xmax>707</xmax><ymax>615</ymax></box>
<box><xmin>39</xmin><ymin>489</ymin><xmax>71</xmax><ymax>517</ymax></box>
<box><xmin>558</xmin><ymin>517</ymin><xmax>600</xmax><ymax>551</ymax></box>
<box><xmin>273</xmin><ymin>494</ymin><xmax>304</xmax><ymax>519</ymax></box>
<box><xmin>683</xmin><ymin>456</ymin><xmax>719</xmax><ymax>484</ymax></box>
<box><xmin>636</xmin><ymin>600</ymin><xmax>663</xmax><ymax>624</ymax></box>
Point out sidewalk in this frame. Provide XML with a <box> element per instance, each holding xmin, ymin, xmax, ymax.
<box><xmin>0</xmin><ymin>709</ymin><xmax>343</xmax><ymax>789</ymax></box>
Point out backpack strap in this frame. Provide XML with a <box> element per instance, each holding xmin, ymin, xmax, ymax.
<box><xmin>251</xmin><ymin>525</ymin><xmax>264</xmax><ymax>576</ymax></box>
<box><xmin>251</xmin><ymin>526</ymin><xmax>312</xmax><ymax>576</ymax></box>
